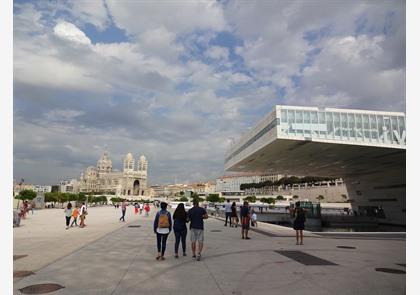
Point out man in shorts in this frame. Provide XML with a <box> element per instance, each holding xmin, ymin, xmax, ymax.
<box><xmin>188</xmin><ymin>200</ymin><xmax>208</xmax><ymax>261</ymax></box>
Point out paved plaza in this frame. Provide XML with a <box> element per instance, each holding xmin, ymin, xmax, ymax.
<box><xmin>14</xmin><ymin>206</ymin><xmax>405</xmax><ymax>295</ymax></box>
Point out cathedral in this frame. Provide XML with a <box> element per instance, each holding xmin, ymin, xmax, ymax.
<box><xmin>76</xmin><ymin>151</ymin><xmax>148</xmax><ymax>197</ymax></box>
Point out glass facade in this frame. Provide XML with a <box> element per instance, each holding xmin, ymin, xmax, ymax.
<box><xmin>279</xmin><ymin>107</ymin><xmax>406</xmax><ymax>147</ymax></box>
<box><xmin>226</xmin><ymin>106</ymin><xmax>406</xmax><ymax>165</ymax></box>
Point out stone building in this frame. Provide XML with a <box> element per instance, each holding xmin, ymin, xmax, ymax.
<box><xmin>76</xmin><ymin>151</ymin><xmax>148</xmax><ymax>198</ymax></box>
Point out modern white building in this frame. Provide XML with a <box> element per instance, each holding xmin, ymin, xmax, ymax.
<box><xmin>33</xmin><ymin>185</ymin><xmax>52</xmax><ymax>193</ymax></box>
<box><xmin>225</xmin><ymin>105</ymin><xmax>406</xmax><ymax>226</ymax></box>
<box><xmin>215</xmin><ymin>173</ymin><xmax>283</xmax><ymax>194</ymax></box>
<box><xmin>59</xmin><ymin>179</ymin><xmax>78</xmax><ymax>193</ymax></box>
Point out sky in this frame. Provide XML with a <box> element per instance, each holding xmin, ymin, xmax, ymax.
<box><xmin>13</xmin><ymin>0</ymin><xmax>405</xmax><ymax>186</ymax></box>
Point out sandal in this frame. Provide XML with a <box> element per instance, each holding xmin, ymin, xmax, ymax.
<box><xmin>156</xmin><ymin>255</ymin><xmax>161</xmax><ymax>260</ymax></box>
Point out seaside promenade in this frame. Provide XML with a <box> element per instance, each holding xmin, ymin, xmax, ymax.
<box><xmin>14</xmin><ymin>206</ymin><xmax>405</xmax><ymax>295</ymax></box>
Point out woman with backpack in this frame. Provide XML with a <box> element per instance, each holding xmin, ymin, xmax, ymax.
<box><xmin>173</xmin><ymin>203</ymin><xmax>188</xmax><ymax>258</ymax></box>
<box><xmin>292</xmin><ymin>201</ymin><xmax>306</xmax><ymax>245</ymax></box>
<box><xmin>153</xmin><ymin>202</ymin><xmax>172</xmax><ymax>260</ymax></box>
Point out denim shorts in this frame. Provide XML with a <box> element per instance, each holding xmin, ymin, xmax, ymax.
<box><xmin>190</xmin><ymin>228</ymin><xmax>204</xmax><ymax>242</ymax></box>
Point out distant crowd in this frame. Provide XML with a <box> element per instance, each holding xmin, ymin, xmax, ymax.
<box><xmin>57</xmin><ymin>198</ymin><xmax>307</xmax><ymax>260</ymax></box>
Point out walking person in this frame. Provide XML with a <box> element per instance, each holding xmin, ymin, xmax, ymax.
<box><xmin>70</xmin><ymin>205</ymin><xmax>79</xmax><ymax>227</ymax></box>
<box><xmin>153</xmin><ymin>202</ymin><xmax>172</xmax><ymax>261</ymax></box>
<box><xmin>144</xmin><ymin>203</ymin><xmax>150</xmax><ymax>216</ymax></box>
<box><xmin>29</xmin><ymin>202</ymin><xmax>34</xmax><ymax>215</ymax></box>
<box><xmin>231</xmin><ymin>202</ymin><xmax>238</xmax><ymax>228</ymax></box>
<box><xmin>134</xmin><ymin>202</ymin><xmax>139</xmax><ymax>215</ymax></box>
<box><xmin>188</xmin><ymin>200</ymin><xmax>208</xmax><ymax>261</ymax></box>
<box><xmin>224</xmin><ymin>199</ymin><xmax>232</xmax><ymax>227</ymax></box>
<box><xmin>79</xmin><ymin>202</ymin><xmax>87</xmax><ymax>228</ymax></box>
<box><xmin>292</xmin><ymin>201</ymin><xmax>306</xmax><ymax>245</ymax></box>
<box><xmin>119</xmin><ymin>200</ymin><xmax>127</xmax><ymax>222</ymax></box>
<box><xmin>173</xmin><ymin>203</ymin><xmax>188</xmax><ymax>258</ymax></box>
<box><xmin>240</xmin><ymin>201</ymin><xmax>251</xmax><ymax>239</ymax></box>
<box><xmin>251</xmin><ymin>208</ymin><xmax>258</xmax><ymax>227</ymax></box>
<box><xmin>139</xmin><ymin>202</ymin><xmax>144</xmax><ymax>215</ymax></box>
<box><xmin>64</xmin><ymin>202</ymin><xmax>72</xmax><ymax>230</ymax></box>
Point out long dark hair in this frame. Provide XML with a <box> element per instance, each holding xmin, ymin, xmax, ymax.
<box><xmin>67</xmin><ymin>202</ymin><xmax>72</xmax><ymax>210</ymax></box>
<box><xmin>173</xmin><ymin>203</ymin><xmax>187</xmax><ymax>220</ymax></box>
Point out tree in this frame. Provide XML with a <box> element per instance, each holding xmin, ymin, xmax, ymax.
<box><xmin>44</xmin><ymin>192</ymin><xmax>58</xmax><ymax>204</ymax></box>
<box><xmin>176</xmin><ymin>196</ymin><xmax>188</xmax><ymax>202</ymax></box>
<box><xmin>206</xmin><ymin>194</ymin><xmax>221</xmax><ymax>203</ymax></box>
<box><xmin>180</xmin><ymin>191</ymin><xmax>185</xmax><ymax>196</ymax></box>
<box><xmin>316</xmin><ymin>195</ymin><xmax>324</xmax><ymax>201</ymax></box>
<box><xmin>276</xmin><ymin>195</ymin><xmax>285</xmax><ymax>200</ymax></box>
<box><xmin>260</xmin><ymin>197</ymin><xmax>275</xmax><ymax>204</ymax></box>
<box><xmin>16</xmin><ymin>190</ymin><xmax>37</xmax><ymax>201</ymax></box>
<box><xmin>244</xmin><ymin>196</ymin><xmax>257</xmax><ymax>203</ymax></box>
<box><xmin>292</xmin><ymin>195</ymin><xmax>299</xmax><ymax>199</ymax></box>
<box><xmin>266</xmin><ymin>197</ymin><xmax>275</xmax><ymax>204</ymax></box>
<box><xmin>57</xmin><ymin>193</ymin><xmax>68</xmax><ymax>206</ymax></box>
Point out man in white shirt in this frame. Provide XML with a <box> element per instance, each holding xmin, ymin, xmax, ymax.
<box><xmin>224</xmin><ymin>199</ymin><xmax>232</xmax><ymax>227</ymax></box>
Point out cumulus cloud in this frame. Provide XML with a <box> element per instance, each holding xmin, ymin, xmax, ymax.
<box><xmin>13</xmin><ymin>0</ymin><xmax>405</xmax><ymax>184</ymax></box>
<box><xmin>54</xmin><ymin>21</ymin><xmax>92</xmax><ymax>45</ymax></box>
<box><xmin>205</xmin><ymin>46</ymin><xmax>229</xmax><ymax>60</ymax></box>
<box><xmin>106</xmin><ymin>0</ymin><xmax>226</xmax><ymax>36</ymax></box>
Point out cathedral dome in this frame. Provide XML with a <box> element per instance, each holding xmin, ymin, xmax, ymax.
<box><xmin>97</xmin><ymin>151</ymin><xmax>112</xmax><ymax>172</ymax></box>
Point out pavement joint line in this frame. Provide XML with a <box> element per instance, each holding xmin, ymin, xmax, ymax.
<box><xmin>202</xmin><ymin>258</ymin><xmax>225</xmax><ymax>295</ymax></box>
<box><xmin>110</xmin><ymin>249</ymin><xmax>140</xmax><ymax>295</ymax></box>
<box><xmin>233</xmin><ymin>260</ymin><xmax>280</xmax><ymax>294</ymax></box>
<box><xmin>14</xmin><ymin>218</ymin><xmax>140</xmax><ymax>283</ymax></box>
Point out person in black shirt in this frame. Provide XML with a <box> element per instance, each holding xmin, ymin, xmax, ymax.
<box><xmin>240</xmin><ymin>201</ymin><xmax>251</xmax><ymax>239</ymax></box>
<box><xmin>173</xmin><ymin>203</ymin><xmax>188</xmax><ymax>258</ymax></box>
<box><xmin>231</xmin><ymin>202</ymin><xmax>238</xmax><ymax>227</ymax></box>
<box><xmin>292</xmin><ymin>201</ymin><xmax>306</xmax><ymax>245</ymax></box>
<box><xmin>187</xmin><ymin>200</ymin><xmax>208</xmax><ymax>261</ymax></box>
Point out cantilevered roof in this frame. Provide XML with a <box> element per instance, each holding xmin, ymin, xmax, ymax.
<box><xmin>225</xmin><ymin>105</ymin><xmax>405</xmax><ymax>178</ymax></box>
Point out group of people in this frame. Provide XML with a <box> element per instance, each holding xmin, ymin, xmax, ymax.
<box><xmin>153</xmin><ymin>200</ymin><xmax>208</xmax><ymax>261</ymax></box>
<box><xmin>133</xmin><ymin>202</ymin><xmax>150</xmax><ymax>216</ymax></box>
<box><xmin>118</xmin><ymin>200</ymin><xmax>151</xmax><ymax>222</ymax></box>
<box><xmin>19</xmin><ymin>200</ymin><xmax>34</xmax><ymax>219</ymax></box>
<box><xmin>224</xmin><ymin>200</ymin><xmax>306</xmax><ymax>244</ymax></box>
<box><xmin>63</xmin><ymin>202</ymin><xmax>87</xmax><ymax>229</ymax></box>
<box><xmin>224</xmin><ymin>200</ymin><xmax>258</xmax><ymax>229</ymax></box>
<box><xmin>224</xmin><ymin>200</ymin><xmax>253</xmax><ymax>239</ymax></box>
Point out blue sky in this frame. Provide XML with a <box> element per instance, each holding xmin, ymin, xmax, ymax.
<box><xmin>13</xmin><ymin>0</ymin><xmax>405</xmax><ymax>185</ymax></box>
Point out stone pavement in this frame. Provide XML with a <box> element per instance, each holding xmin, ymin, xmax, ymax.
<box><xmin>14</xmin><ymin>209</ymin><xmax>405</xmax><ymax>295</ymax></box>
<box><xmin>14</xmin><ymin>206</ymin><xmax>139</xmax><ymax>272</ymax></box>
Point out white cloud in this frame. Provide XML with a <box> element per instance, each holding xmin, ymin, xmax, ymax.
<box><xmin>287</xmin><ymin>34</ymin><xmax>404</xmax><ymax>111</ymax></box>
<box><xmin>13</xmin><ymin>0</ymin><xmax>405</xmax><ymax>185</ymax></box>
<box><xmin>106</xmin><ymin>0</ymin><xmax>226</xmax><ymax>36</ymax></box>
<box><xmin>69</xmin><ymin>0</ymin><xmax>109</xmax><ymax>30</ymax></box>
<box><xmin>54</xmin><ymin>21</ymin><xmax>92</xmax><ymax>45</ymax></box>
<box><xmin>205</xmin><ymin>46</ymin><xmax>229</xmax><ymax>60</ymax></box>
<box><xmin>44</xmin><ymin>109</ymin><xmax>85</xmax><ymax>122</ymax></box>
